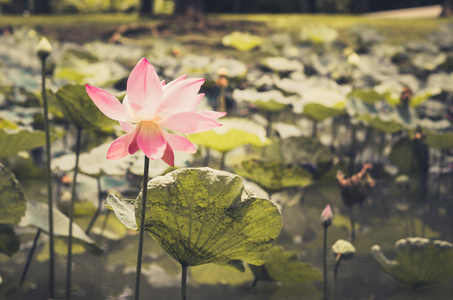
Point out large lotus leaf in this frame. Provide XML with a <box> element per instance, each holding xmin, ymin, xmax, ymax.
<box><xmin>348</xmin><ymin>89</ymin><xmax>382</xmax><ymax>104</ymax></box>
<box><xmin>302</xmin><ymin>103</ymin><xmax>345</xmax><ymax>122</ymax></box>
<box><xmin>19</xmin><ymin>201</ymin><xmax>95</xmax><ymax>246</ymax></box>
<box><xmin>188</xmin><ymin>118</ymin><xmax>270</xmax><ymax>153</ymax></box>
<box><xmin>235</xmin><ymin>159</ymin><xmax>312</xmax><ymax>194</ymax></box>
<box><xmin>54</xmin><ymin>84</ymin><xmax>115</xmax><ymax>131</ymax></box>
<box><xmin>410</xmin><ymin>53</ymin><xmax>446</xmax><ymax>71</ymax></box>
<box><xmin>0</xmin><ymin>225</ymin><xmax>20</xmax><ymax>256</ymax></box>
<box><xmin>424</xmin><ymin>131</ymin><xmax>453</xmax><ymax>150</ymax></box>
<box><xmin>222</xmin><ymin>31</ymin><xmax>264</xmax><ymax>52</ymax></box>
<box><xmin>372</xmin><ymin>237</ymin><xmax>453</xmax><ymax>287</ymax></box>
<box><xmin>232</xmin><ymin>88</ymin><xmax>297</xmax><ymax>112</ymax></box>
<box><xmin>359</xmin><ymin>114</ymin><xmax>403</xmax><ymax>133</ymax></box>
<box><xmin>190</xmin><ymin>263</ymin><xmax>254</xmax><ymax>285</ymax></box>
<box><xmin>0</xmin><ymin>129</ymin><xmax>45</xmax><ymax>158</ymax></box>
<box><xmin>261</xmin><ymin>57</ymin><xmax>304</xmax><ymax>73</ymax></box>
<box><xmin>106</xmin><ymin>168</ymin><xmax>282</xmax><ymax>270</ymax></box>
<box><xmin>249</xmin><ymin>246</ymin><xmax>322</xmax><ymax>283</ymax></box>
<box><xmin>0</xmin><ymin>163</ymin><xmax>26</xmax><ymax>224</ymax></box>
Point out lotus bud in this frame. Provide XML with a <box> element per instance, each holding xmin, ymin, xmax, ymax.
<box><xmin>36</xmin><ymin>37</ymin><xmax>52</xmax><ymax>60</ymax></box>
<box><xmin>321</xmin><ymin>204</ymin><xmax>333</xmax><ymax>227</ymax></box>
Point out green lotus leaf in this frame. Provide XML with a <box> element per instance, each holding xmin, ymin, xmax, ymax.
<box><xmin>249</xmin><ymin>246</ymin><xmax>322</xmax><ymax>283</ymax></box>
<box><xmin>232</xmin><ymin>88</ymin><xmax>297</xmax><ymax>112</ymax></box>
<box><xmin>359</xmin><ymin>114</ymin><xmax>403</xmax><ymax>133</ymax></box>
<box><xmin>410</xmin><ymin>88</ymin><xmax>441</xmax><ymax>107</ymax></box>
<box><xmin>106</xmin><ymin>168</ymin><xmax>282</xmax><ymax>270</ymax></box>
<box><xmin>222</xmin><ymin>31</ymin><xmax>264</xmax><ymax>52</ymax></box>
<box><xmin>389</xmin><ymin>138</ymin><xmax>424</xmax><ymax>175</ymax></box>
<box><xmin>0</xmin><ymin>225</ymin><xmax>21</xmax><ymax>256</ymax></box>
<box><xmin>349</xmin><ymin>89</ymin><xmax>382</xmax><ymax>104</ymax></box>
<box><xmin>235</xmin><ymin>159</ymin><xmax>312</xmax><ymax>195</ymax></box>
<box><xmin>424</xmin><ymin>131</ymin><xmax>453</xmax><ymax>150</ymax></box>
<box><xmin>0</xmin><ymin>163</ymin><xmax>26</xmax><ymax>225</ymax></box>
<box><xmin>0</xmin><ymin>129</ymin><xmax>45</xmax><ymax>158</ymax></box>
<box><xmin>372</xmin><ymin>237</ymin><xmax>453</xmax><ymax>287</ymax></box>
<box><xmin>0</xmin><ymin>118</ymin><xmax>18</xmax><ymax>130</ymax></box>
<box><xmin>261</xmin><ymin>57</ymin><xmax>304</xmax><ymax>73</ymax></box>
<box><xmin>19</xmin><ymin>201</ymin><xmax>96</xmax><ymax>246</ymax></box>
<box><xmin>302</xmin><ymin>103</ymin><xmax>345</xmax><ymax>122</ymax></box>
<box><xmin>189</xmin><ymin>118</ymin><xmax>270</xmax><ymax>153</ymax></box>
<box><xmin>54</xmin><ymin>84</ymin><xmax>115</xmax><ymax>131</ymax></box>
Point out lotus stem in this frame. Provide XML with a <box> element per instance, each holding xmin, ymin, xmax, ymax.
<box><xmin>331</xmin><ymin>254</ymin><xmax>342</xmax><ymax>300</ymax></box>
<box><xmin>323</xmin><ymin>225</ymin><xmax>328</xmax><ymax>300</ymax></box>
<box><xmin>181</xmin><ymin>264</ymin><xmax>188</xmax><ymax>300</ymax></box>
<box><xmin>135</xmin><ymin>155</ymin><xmax>150</xmax><ymax>300</ymax></box>
<box><xmin>265</xmin><ymin>112</ymin><xmax>273</xmax><ymax>138</ymax></box>
<box><xmin>66</xmin><ymin>126</ymin><xmax>82</xmax><ymax>299</ymax></box>
<box><xmin>41</xmin><ymin>55</ymin><xmax>55</xmax><ymax>299</ymax></box>
<box><xmin>348</xmin><ymin>206</ymin><xmax>355</xmax><ymax>243</ymax></box>
<box><xmin>85</xmin><ymin>176</ymin><xmax>103</xmax><ymax>235</ymax></box>
<box><xmin>20</xmin><ymin>229</ymin><xmax>41</xmax><ymax>287</ymax></box>
<box><xmin>348</xmin><ymin>124</ymin><xmax>357</xmax><ymax>175</ymax></box>
<box><xmin>204</xmin><ymin>147</ymin><xmax>210</xmax><ymax>167</ymax></box>
<box><xmin>100</xmin><ymin>210</ymin><xmax>111</xmax><ymax>237</ymax></box>
<box><xmin>312</xmin><ymin>120</ymin><xmax>317</xmax><ymax>138</ymax></box>
<box><xmin>219</xmin><ymin>151</ymin><xmax>227</xmax><ymax>170</ymax></box>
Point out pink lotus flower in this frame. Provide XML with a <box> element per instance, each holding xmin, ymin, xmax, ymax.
<box><xmin>86</xmin><ymin>58</ymin><xmax>226</xmax><ymax>166</ymax></box>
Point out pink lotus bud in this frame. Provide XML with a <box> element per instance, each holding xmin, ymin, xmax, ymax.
<box><xmin>321</xmin><ymin>204</ymin><xmax>333</xmax><ymax>227</ymax></box>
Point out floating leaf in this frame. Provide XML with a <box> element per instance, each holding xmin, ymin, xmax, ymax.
<box><xmin>235</xmin><ymin>159</ymin><xmax>312</xmax><ymax>195</ymax></box>
<box><xmin>0</xmin><ymin>163</ymin><xmax>26</xmax><ymax>225</ymax></box>
<box><xmin>372</xmin><ymin>237</ymin><xmax>453</xmax><ymax>287</ymax></box>
<box><xmin>250</xmin><ymin>246</ymin><xmax>322</xmax><ymax>283</ymax></box>
<box><xmin>359</xmin><ymin>114</ymin><xmax>403</xmax><ymax>133</ymax></box>
<box><xmin>54</xmin><ymin>84</ymin><xmax>115</xmax><ymax>131</ymax></box>
<box><xmin>303</xmin><ymin>103</ymin><xmax>345</xmax><ymax>122</ymax></box>
<box><xmin>189</xmin><ymin>118</ymin><xmax>270</xmax><ymax>153</ymax></box>
<box><xmin>261</xmin><ymin>57</ymin><xmax>304</xmax><ymax>73</ymax></box>
<box><xmin>52</xmin><ymin>142</ymin><xmax>134</xmax><ymax>177</ymax></box>
<box><xmin>190</xmin><ymin>263</ymin><xmax>254</xmax><ymax>285</ymax></box>
<box><xmin>300</xmin><ymin>24</ymin><xmax>338</xmax><ymax>44</ymax></box>
<box><xmin>349</xmin><ymin>89</ymin><xmax>382</xmax><ymax>104</ymax></box>
<box><xmin>19</xmin><ymin>201</ymin><xmax>95</xmax><ymax>246</ymax></box>
<box><xmin>0</xmin><ymin>129</ymin><xmax>45</xmax><ymax>158</ymax></box>
<box><xmin>232</xmin><ymin>88</ymin><xmax>297</xmax><ymax>112</ymax></box>
<box><xmin>222</xmin><ymin>31</ymin><xmax>264</xmax><ymax>52</ymax></box>
<box><xmin>424</xmin><ymin>131</ymin><xmax>453</xmax><ymax>150</ymax></box>
<box><xmin>106</xmin><ymin>168</ymin><xmax>282</xmax><ymax>270</ymax></box>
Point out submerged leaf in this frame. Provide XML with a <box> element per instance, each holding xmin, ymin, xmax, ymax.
<box><xmin>235</xmin><ymin>159</ymin><xmax>313</xmax><ymax>195</ymax></box>
<box><xmin>250</xmin><ymin>246</ymin><xmax>322</xmax><ymax>283</ymax></box>
<box><xmin>372</xmin><ymin>237</ymin><xmax>453</xmax><ymax>287</ymax></box>
<box><xmin>108</xmin><ymin>168</ymin><xmax>282</xmax><ymax>270</ymax></box>
<box><xmin>189</xmin><ymin>118</ymin><xmax>270</xmax><ymax>153</ymax></box>
<box><xmin>0</xmin><ymin>163</ymin><xmax>26</xmax><ymax>225</ymax></box>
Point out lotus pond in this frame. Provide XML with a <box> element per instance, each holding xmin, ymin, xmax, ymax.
<box><xmin>1</xmin><ymin>14</ymin><xmax>453</xmax><ymax>300</ymax></box>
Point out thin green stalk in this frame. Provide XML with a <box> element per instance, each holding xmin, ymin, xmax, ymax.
<box><xmin>181</xmin><ymin>264</ymin><xmax>188</xmax><ymax>300</ymax></box>
<box><xmin>85</xmin><ymin>176</ymin><xmax>103</xmax><ymax>235</ymax></box>
<box><xmin>41</xmin><ymin>56</ymin><xmax>55</xmax><ymax>299</ymax></box>
<box><xmin>66</xmin><ymin>126</ymin><xmax>82</xmax><ymax>299</ymax></box>
<box><xmin>323</xmin><ymin>225</ymin><xmax>328</xmax><ymax>300</ymax></box>
<box><xmin>331</xmin><ymin>255</ymin><xmax>341</xmax><ymax>300</ymax></box>
<box><xmin>135</xmin><ymin>155</ymin><xmax>150</xmax><ymax>300</ymax></box>
<box><xmin>219</xmin><ymin>151</ymin><xmax>227</xmax><ymax>170</ymax></box>
<box><xmin>20</xmin><ymin>229</ymin><xmax>41</xmax><ymax>287</ymax></box>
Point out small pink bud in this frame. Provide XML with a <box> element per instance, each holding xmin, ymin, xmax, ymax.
<box><xmin>321</xmin><ymin>204</ymin><xmax>333</xmax><ymax>227</ymax></box>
